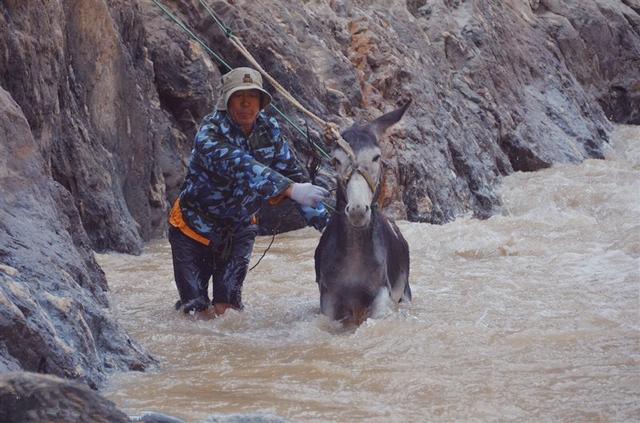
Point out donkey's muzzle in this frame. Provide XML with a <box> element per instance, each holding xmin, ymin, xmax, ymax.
<box><xmin>345</xmin><ymin>203</ymin><xmax>371</xmax><ymax>227</ymax></box>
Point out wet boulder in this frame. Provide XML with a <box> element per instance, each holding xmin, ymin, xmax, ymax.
<box><xmin>0</xmin><ymin>372</ymin><xmax>130</xmax><ymax>423</ymax></box>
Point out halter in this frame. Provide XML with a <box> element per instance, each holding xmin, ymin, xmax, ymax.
<box><xmin>325</xmin><ymin>125</ymin><xmax>377</xmax><ymax>193</ymax></box>
<box><xmin>330</xmin><ymin>127</ymin><xmax>383</xmax><ymax>212</ymax></box>
<box><xmin>340</xmin><ymin>164</ymin><xmax>378</xmax><ymax>195</ymax></box>
<box><xmin>336</xmin><ymin>159</ymin><xmax>384</xmax><ymax>214</ymax></box>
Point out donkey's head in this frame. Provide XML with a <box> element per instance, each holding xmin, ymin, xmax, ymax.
<box><xmin>331</xmin><ymin>101</ymin><xmax>411</xmax><ymax>228</ymax></box>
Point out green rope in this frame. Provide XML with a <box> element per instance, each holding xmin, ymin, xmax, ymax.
<box><xmin>152</xmin><ymin>1</ymin><xmax>338</xmax><ymax>226</ymax></box>
<box><xmin>151</xmin><ymin>0</ymin><xmax>232</xmax><ymax>70</ymax></box>
<box><xmin>196</xmin><ymin>0</ymin><xmax>331</xmax><ymax>159</ymax></box>
<box><xmin>321</xmin><ymin>201</ymin><xmax>337</xmax><ymax>214</ymax></box>
<box><xmin>151</xmin><ymin>0</ymin><xmax>331</xmax><ymax>160</ymax></box>
<box><xmin>197</xmin><ymin>0</ymin><xmax>233</xmax><ymax>38</ymax></box>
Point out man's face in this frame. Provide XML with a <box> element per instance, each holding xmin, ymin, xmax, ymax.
<box><xmin>227</xmin><ymin>89</ymin><xmax>261</xmax><ymax>131</ymax></box>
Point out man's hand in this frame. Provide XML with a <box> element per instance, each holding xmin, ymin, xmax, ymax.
<box><xmin>285</xmin><ymin>183</ymin><xmax>329</xmax><ymax>208</ymax></box>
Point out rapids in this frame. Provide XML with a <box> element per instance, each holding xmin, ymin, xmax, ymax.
<box><xmin>99</xmin><ymin>125</ymin><xmax>639</xmax><ymax>422</ymax></box>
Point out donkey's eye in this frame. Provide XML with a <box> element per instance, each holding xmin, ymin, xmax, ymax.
<box><xmin>372</xmin><ymin>154</ymin><xmax>381</xmax><ymax>162</ymax></box>
<box><xmin>331</xmin><ymin>157</ymin><xmax>344</xmax><ymax>171</ymax></box>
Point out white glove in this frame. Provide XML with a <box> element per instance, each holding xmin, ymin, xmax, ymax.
<box><xmin>288</xmin><ymin>183</ymin><xmax>329</xmax><ymax>208</ymax></box>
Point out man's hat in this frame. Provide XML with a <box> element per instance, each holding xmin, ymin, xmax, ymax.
<box><xmin>216</xmin><ymin>67</ymin><xmax>272</xmax><ymax>111</ymax></box>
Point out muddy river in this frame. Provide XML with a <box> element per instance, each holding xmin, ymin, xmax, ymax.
<box><xmin>99</xmin><ymin>125</ymin><xmax>639</xmax><ymax>422</ymax></box>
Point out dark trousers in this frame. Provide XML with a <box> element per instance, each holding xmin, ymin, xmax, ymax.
<box><xmin>168</xmin><ymin>225</ymin><xmax>257</xmax><ymax>311</ymax></box>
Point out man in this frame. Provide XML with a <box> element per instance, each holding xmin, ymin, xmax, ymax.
<box><xmin>168</xmin><ymin>67</ymin><xmax>329</xmax><ymax>316</ymax></box>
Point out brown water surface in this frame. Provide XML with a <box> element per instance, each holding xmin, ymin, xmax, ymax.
<box><xmin>99</xmin><ymin>126</ymin><xmax>640</xmax><ymax>422</ymax></box>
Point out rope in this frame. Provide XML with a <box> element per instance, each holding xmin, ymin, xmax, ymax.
<box><xmin>227</xmin><ymin>31</ymin><xmax>356</xmax><ymax>161</ymax></box>
<box><xmin>152</xmin><ymin>0</ymin><xmax>343</xmax><ymax>213</ymax></box>
<box><xmin>322</xmin><ymin>202</ymin><xmax>337</xmax><ymax>214</ymax></box>
<box><xmin>248</xmin><ymin>229</ymin><xmax>276</xmax><ymax>272</ymax></box>
<box><xmin>151</xmin><ymin>0</ymin><xmax>332</xmax><ymax>159</ymax></box>
<box><xmin>197</xmin><ymin>0</ymin><xmax>233</xmax><ymax>38</ymax></box>
<box><xmin>196</xmin><ymin>0</ymin><xmax>357</xmax><ymax>162</ymax></box>
<box><xmin>151</xmin><ymin>0</ymin><xmax>231</xmax><ymax>70</ymax></box>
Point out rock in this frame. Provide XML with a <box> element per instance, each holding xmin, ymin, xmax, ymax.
<box><xmin>0</xmin><ymin>0</ymin><xmax>174</xmax><ymax>254</ymax></box>
<box><xmin>535</xmin><ymin>0</ymin><xmax>640</xmax><ymax>124</ymax></box>
<box><xmin>0</xmin><ymin>88</ymin><xmax>154</xmax><ymax>388</ymax></box>
<box><xmin>0</xmin><ymin>372</ymin><xmax>130</xmax><ymax>423</ymax></box>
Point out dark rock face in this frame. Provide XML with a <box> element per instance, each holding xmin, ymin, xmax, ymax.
<box><xmin>0</xmin><ymin>372</ymin><xmax>130</xmax><ymax>423</ymax></box>
<box><xmin>0</xmin><ymin>0</ymin><xmax>186</xmax><ymax>254</ymax></box>
<box><xmin>534</xmin><ymin>0</ymin><xmax>640</xmax><ymax>124</ymax></box>
<box><xmin>0</xmin><ymin>0</ymin><xmax>637</xmax><ymax>392</ymax></box>
<box><xmin>0</xmin><ymin>88</ymin><xmax>154</xmax><ymax>388</ymax></box>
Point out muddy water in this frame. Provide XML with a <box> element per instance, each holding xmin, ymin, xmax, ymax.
<box><xmin>99</xmin><ymin>126</ymin><xmax>639</xmax><ymax>422</ymax></box>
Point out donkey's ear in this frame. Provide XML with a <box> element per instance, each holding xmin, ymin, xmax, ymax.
<box><xmin>367</xmin><ymin>99</ymin><xmax>412</xmax><ymax>138</ymax></box>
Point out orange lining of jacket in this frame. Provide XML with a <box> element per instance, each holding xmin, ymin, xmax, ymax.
<box><xmin>169</xmin><ymin>198</ymin><xmax>211</xmax><ymax>246</ymax></box>
<box><xmin>268</xmin><ymin>192</ymin><xmax>286</xmax><ymax>206</ymax></box>
<box><xmin>169</xmin><ymin>198</ymin><xmax>264</xmax><ymax>246</ymax></box>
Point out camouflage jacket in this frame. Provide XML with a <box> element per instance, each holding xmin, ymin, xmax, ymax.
<box><xmin>179</xmin><ymin>110</ymin><xmax>328</xmax><ymax>245</ymax></box>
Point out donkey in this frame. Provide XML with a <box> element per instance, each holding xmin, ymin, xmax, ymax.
<box><xmin>314</xmin><ymin>102</ymin><xmax>412</xmax><ymax>325</ymax></box>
